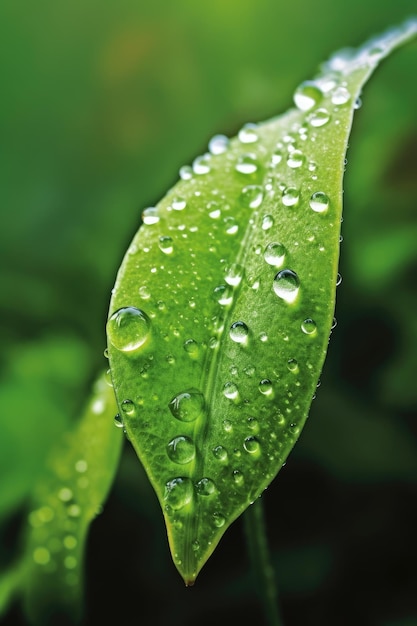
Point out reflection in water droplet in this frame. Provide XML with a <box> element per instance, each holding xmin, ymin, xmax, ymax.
<box><xmin>287</xmin><ymin>358</ymin><xmax>299</xmax><ymax>373</ymax></box>
<box><xmin>167</xmin><ymin>436</ymin><xmax>196</xmax><ymax>464</ymax></box>
<box><xmin>293</xmin><ymin>81</ymin><xmax>323</xmax><ymax>111</ymax></box>
<box><xmin>196</xmin><ymin>477</ymin><xmax>217</xmax><ymax>496</ymax></box>
<box><xmin>244</xmin><ymin>436</ymin><xmax>261</xmax><ymax>454</ymax></box>
<box><xmin>229</xmin><ymin>321</ymin><xmax>249</xmax><ymax>344</ymax></box>
<box><xmin>282</xmin><ymin>187</ymin><xmax>300</xmax><ymax>207</ymax></box>
<box><xmin>107</xmin><ymin>307</ymin><xmax>151</xmax><ymax>353</ymax></box>
<box><xmin>308</xmin><ymin>108</ymin><xmax>331</xmax><ymax>127</ymax></box>
<box><xmin>235</xmin><ymin>154</ymin><xmax>259</xmax><ymax>175</ymax></box>
<box><xmin>301</xmin><ymin>318</ymin><xmax>317</xmax><ymax>335</ymax></box>
<box><xmin>214</xmin><ymin>284</ymin><xmax>233</xmax><ymax>306</ymax></box>
<box><xmin>262</xmin><ymin>215</ymin><xmax>274</xmax><ymax>230</ymax></box>
<box><xmin>238</xmin><ymin>123</ymin><xmax>259</xmax><ymax>144</ymax></box>
<box><xmin>273</xmin><ymin>270</ymin><xmax>300</xmax><ymax>303</ymax></box>
<box><xmin>309</xmin><ymin>192</ymin><xmax>330</xmax><ymax>213</ymax></box>
<box><xmin>287</xmin><ymin>150</ymin><xmax>305</xmax><ymax>169</ymax></box>
<box><xmin>225</xmin><ymin>263</ymin><xmax>244</xmax><ymax>286</ymax></box>
<box><xmin>241</xmin><ymin>185</ymin><xmax>264</xmax><ymax>209</ymax></box>
<box><xmin>142</xmin><ymin>207</ymin><xmax>159</xmax><ymax>225</ymax></box>
<box><xmin>208</xmin><ymin>134</ymin><xmax>229</xmax><ymax>155</ymax></box>
<box><xmin>164</xmin><ymin>478</ymin><xmax>193</xmax><ymax>510</ymax></box>
<box><xmin>223</xmin><ymin>382</ymin><xmax>239</xmax><ymax>399</ymax></box>
<box><xmin>159</xmin><ymin>236</ymin><xmax>174</xmax><ymax>254</ymax></box>
<box><xmin>213</xmin><ymin>446</ymin><xmax>228</xmax><ymax>461</ymax></box>
<box><xmin>264</xmin><ymin>242</ymin><xmax>286</xmax><ymax>267</ymax></box>
<box><xmin>169</xmin><ymin>389</ymin><xmax>205</xmax><ymax>422</ymax></box>
<box><xmin>258</xmin><ymin>379</ymin><xmax>273</xmax><ymax>395</ymax></box>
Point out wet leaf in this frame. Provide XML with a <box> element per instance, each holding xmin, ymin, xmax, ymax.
<box><xmin>107</xmin><ymin>20</ymin><xmax>417</xmax><ymax>584</ymax></box>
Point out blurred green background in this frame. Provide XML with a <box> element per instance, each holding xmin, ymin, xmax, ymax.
<box><xmin>1</xmin><ymin>0</ymin><xmax>417</xmax><ymax>624</ymax></box>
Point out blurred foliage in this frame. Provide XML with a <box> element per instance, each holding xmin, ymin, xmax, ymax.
<box><xmin>0</xmin><ymin>0</ymin><xmax>416</xmax><ymax>625</ymax></box>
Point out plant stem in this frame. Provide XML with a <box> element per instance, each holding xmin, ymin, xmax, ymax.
<box><xmin>243</xmin><ymin>498</ymin><xmax>283</xmax><ymax>626</ymax></box>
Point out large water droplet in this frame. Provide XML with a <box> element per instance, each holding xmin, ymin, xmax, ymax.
<box><xmin>282</xmin><ymin>187</ymin><xmax>300</xmax><ymax>207</ymax></box>
<box><xmin>258</xmin><ymin>379</ymin><xmax>273</xmax><ymax>395</ymax></box>
<box><xmin>214</xmin><ymin>284</ymin><xmax>233</xmax><ymax>306</ymax></box>
<box><xmin>293</xmin><ymin>81</ymin><xmax>323</xmax><ymax>111</ymax></box>
<box><xmin>229</xmin><ymin>321</ymin><xmax>249</xmax><ymax>344</ymax></box>
<box><xmin>235</xmin><ymin>154</ymin><xmax>259</xmax><ymax>175</ymax></box>
<box><xmin>196</xmin><ymin>478</ymin><xmax>217</xmax><ymax>496</ymax></box>
<box><xmin>287</xmin><ymin>150</ymin><xmax>305</xmax><ymax>169</ymax></box>
<box><xmin>121</xmin><ymin>399</ymin><xmax>136</xmax><ymax>416</ymax></box>
<box><xmin>107</xmin><ymin>307</ymin><xmax>151</xmax><ymax>353</ymax></box>
<box><xmin>238</xmin><ymin>123</ymin><xmax>259</xmax><ymax>144</ymax></box>
<box><xmin>308</xmin><ymin>108</ymin><xmax>331</xmax><ymax>127</ymax></box>
<box><xmin>167</xmin><ymin>436</ymin><xmax>196</xmax><ymax>464</ymax></box>
<box><xmin>193</xmin><ymin>154</ymin><xmax>211</xmax><ymax>175</ymax></box>
<box><xmin>158</xmin><ymin>236</ymin><xmax>174</xmax><ymax>254</ymax></box>
<box><xmin>243</xmin><ymin>436</ymin><xmax>261</xmax><ymax>454</ymax></box>
<box><xmin>172</xmin><ymin>197</ymin><xmax>187</xmax><ymax>211</ymax></box>
<box><xmin>179</xmin><ymin>165</ymin><xmax>193</xmax><ymax>180</ymax></box>
<box><xmin>208</xmin><ymin>134</ymin><xmax>229</xmax><ymax>155</ymax></box>
<box><xmin>169</xmin><ymin>389</ymin><xmax>205</xmax><ymax>422</ymax></box>
<box><xmin>301</xmin><ymin>318</ymin><xmax>317</xmax><ymax>335</ymax></box>
<box><xmin>273</xmin><ymin>270</ymin><xmax>300</xmax><ymax>303</ymax></box>
<box><xmin>225</xmin><ymin>263</ymin><xmax>244</xmax><ymax>286</ymax></box>
<box><xmin>223</xmin><ymin>381</ymin><xmax>239</xmax><ymax>399</ymax></box>
<box><xmin>183</xmin><ymin>339</ymin><xmax>199</xmax><ymax>356</ymax></box>
<box><xmin>142</xmin><ymin>207</ymin><xmax>159</xmax><ymax>225</ymax></box>
<box><xmin>331</xmin><ymin>86</ymin><xmax>351</xmax><ymax>105</ymax></box>
<box><xmin>213</xmin><ymin>445</ymin><xmax>228</xmax><ymax>462</ymax></box>
<box><xmin>264</xmin><ymin>242</ymin><xmax>286</xmax><ymax>267</ymax></box>
<box><xmin>309</xmin><ymin>192</ymin><xmax>330</xmax><ymax>213</ymax></box>
<box><xmin>164</xmin><ymin>478</ymin><xmax>193</xmax><ymax>510</ymax></box>
<box><xmin>240</xmin><ymin>185</ymin><xmax>264</xmax><ymax>209</ymax></box>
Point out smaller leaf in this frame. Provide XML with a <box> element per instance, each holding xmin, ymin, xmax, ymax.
<box><xmin>19</xmin><ymin>373</ymin><xmax>122</xmax><ymax>625</ymax></box>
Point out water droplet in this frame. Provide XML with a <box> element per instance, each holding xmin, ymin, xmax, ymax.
<box><xmin>67</xmin><ymin>504</ymin><xmax>81</xmax><ymax>517</ymax></box>
<box><xmin>235</xmin><ymin>154</ymin><xmax>259</xmax><ymax>175</ymax></box>
<box><xmin>244</xmin><ymin>436</ymin><xmax>261</xmax><ymax>454</ymax></box>
<box><xmin>293</xmin><ymin>81</ymin><xmax>323</xmax><ymax>111</ymax></box>
<box><xmin>58</xmin><ymin>487</ymin><xmax>73</xmax><ymax>502</ymax></box>
<box><xmin>264</xmin><ymin>242</ymin><xmax>286</xmax><ymax>267</ymax></box>
<box><xmin>75</xmin><ymin>459</ymin><xmax>88</xmax><ymax>473</ymax></box>
<box><xmin>287</xmin><ymin>149</ymin><xmax>305</xmax><ymax>169</ymax></box>
<box><xmin>172</xmin><ymin>197</ymin><xmax>186</xmax><ymax>211</ymax></box>
<box><xmin>64</xmin><ymin>555</ymin><xmax>77</xmax><ymax>570</ymax></box>
<box><xmin>309</xmin><ymin>191</ymin><xmax>330</xmax><ymax>213</ymax></box>
<box><xmin>262</xmin><ymin>214</ymin><xmax>274</xmax><ymax>230</ymax></box>
<box><xmin>273</xmin><ymin>270</ymin><xmax>300</xmax><ymax>303</ymax></box>
<box><xmin>271</xmin><ymin>147</ymin><xmax>283</xmax><ymax>166</ymax></box>
<box><xmin>164</xmin><ymin>478</ymin><xmax>193</xmax><ymax>511</ymax></box>
<box><xmin>33</xmin><ymin>547</ymin><xmax>51</xmax><ymax>565</ymax></box>
<box><xmin>196</xmin><ymin>477</ymin><xmax>217</xmax><ymax>496</ymax></box>
<box><xmin>308</xmin><ymin>108</ymin><xmax>331</xmax><ymax>127</ymax></box>
<box><xmin>121</xmin><ymin>399</ymin><xmax>136</xmax><ymax>417</ymax></box>
<box><xmin>282</xmin><ymin>187</ymin><xmax>300</xmax><ymax>207</ymax></box>
<box><xmin>240</xmin><ymin>185</ymin><xmax>264</xmax><ymax>209</ymax></box>
<box><xmin>207</xmin><ymin>200</ymin><xmax>221</xmax><ymax>219</ymax></box>
<box><xmin>167</xmin><ymin>436</ymin><xmax>196</xmax><ymax>464</ymax></box>
<box><xmin>331</xmin><ymin>86</ymin><xmax>351</xmax><ymax>105</ymax></box>
<box><xmin>159</xmin><ymin>236</ymin><xmax>174</xmax><ymax>254</ymax></box>
<box><xmin>258</xmin><ymin>379</ymin><xmax>273</xmax><ymax>395</ymax></box>
<box><xmin>301</xmin><ymin>318</ymin><xmax>317</xmax><ymax>335</ymax></box>
<box><xmin>232</xmin><ymin>470</ymin><xmax>244</xmax><ymax>485</ymax></box>
<box><xmin>287</xmin><ymin>358</ymin><xmax>299</xmax><ymax>373</ymax></box>
<box><xmin>114</xmin><ymin>414</ymin><xmax>124</xmax><ymax>428</ymax></box>
<box><xmin>169</xmin><ymin>389</ymin><xmax>205</xmax><ymax>422</ymax></box>
<box><xmin>142</xmin><ymin>207</ymin><xmax>159</xmax><ymax>225</ymax></box>
<box><xmin>223</xmin><ymin>419</ymin><xmax>233</xmax><ymax>432</ymax></box>
<box><xmin>224</xmin><ymin>216</ymin><xmax>238</xmax><ymax>235</ymax></box>
<box><xmin>183</xmin><ymin>339</ymin><xmax>199</xmax><ymax>356</ymax></box>
<box><xmin>208</xmin><ymin>134</ymin><xmax>229</xmax><ymax>155</ymax></box>
<box><xmin>336</xmin><ymin>272</ymin><xmax>342</xmax><ymax>286</ymax></box>
<box><xmin>223</xmin><ymin>381</ymin><xmax>239</xmax><ymax>399</ymax></box>
<box><xmin>213</xmin><ymin>512</ymin><xmax>226</xmax><ymax>527</ymax></box>
<box><xmin>229</xmin><ymin>321</ymin><xmax>249</xmax><ymax>344</ymax></box>
<box><xmin>225</xmin><ymin>263</ymin><xmax>244</xmax><ymax>286</ymax></box>
<box><xmin>107</xmin><ymin>307</ymin><xmax>151</xmax><ymax>353</ymax></box>
<box><xmin>179</xmin><ymin>165</ymin><xmax>193</xmax><ymax>180</ymax></box>
<box><xmin>213</xmin><ymin>445</ymin><xmax>228</xmax><ymax>461</ymax></box>
<box><xmin>259</xmin><ymin>332</ymin><xmax>268</xmax><ymax>342</ymax></box>
<box><xmin>238</xmin><ymin>123</ymin><xmax>259</xmax><ymax>144</ymax></box>
<box><xmin>63</xmin><ymin>535</ymin><xmax>77</xmax><ymax>550</ymax></box>
<box><xmin>138</xmin><ymin>285</ymin><xmax>151</xmax><ymax>300</ymax></box>
<box><xmin>214</xmin><ymin>284</ymin><xmax>233</xmax><ymax>306</ymax></box>
<box><xmin>331</xmin><ymin>317</ymin><xmax>338</xmax><ymax>330</ymax></box>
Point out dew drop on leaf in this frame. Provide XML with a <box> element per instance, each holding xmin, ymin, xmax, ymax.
<box><xmin>307</xmin><ymin>108</ymin><xmax>331</xmax><ymax>127</ymax></box>
<box><xmin>164</xmin><ymin>478</ymin><xmax>194</xmax><ymax>510</ymax></box>
<box><xmin>301</xmin><ymin>318</ymin><xmax>317</xmax><ymax>335</ymax></box>
<box><xmin>229</xmin><ymin>321</ymin><xmax>249</xmax><ymax>343</ymax></box>
<box><xmin>243</xmin><ymin>436</ymin><xmax>261</xmax><ymax>454</ymax></box>
<box><xmin>238</xmin><ymin>123</ymin><xmax>259</xmax><ymax>144</ymax></box>
<box><xmin>273</xmin><ymin>269</ymin><xmax>300</xmax><ymax>303</ymax></box>
<box><xmin>169</xmin><ymin>390</ymin><xmax>205</xmax><ymax>422</ymax></box>
<box><xmin>282</xmin><ymin>186</ymin><xmax>300</xmax><ymax>207</ymax></box>
<box><xmin>142</xmin><ymin>207</ymin><xmax>160</xmax><ymax>225</ymax></box>
<box><xmin>331</xmin><ymin>86</ymin><xmax>351</xmax><ymax>105</ymax></box>
<box><xmin>196</xmin><ymin>478</ymin><xmax>217</xmax><ymax>496</ymax></box>
<box><xmin>235</xmin><ymin>154</ymin><xmax>260</xmax><ymax>175</ymax></box>
<box><xmin>159</xmin><ymin>236</ymin><xmax>174</xmax><ymax>254</ymax></box>
<box><xmin>208</xmin><ymin>134</ymin><xmax>229</xmax><ymax>155</ymax></box>
<box><xmin>287</xmin><ymin>149</ymin><xmax>305</xmax><ymax>169</ymax></box>
<box><xmin>107</xmin><ymin>307</ymin><xmax>151</xmax><ymax>353</ymax></box>
<box><xmin>240</xmin><ymin>184</ymin><xmax>264</xmax><ymax>208</ymax></box>
<box><xmin>293</xmin><ymin>80</ymin><xmax>323</xmax><ymax>111</ymax></box>
<box><xmin>309</xmin><ymin>191</ymin><xmax>330</xmax><ymax>213</ymax></box>
<box><xmin>263</xmin><ymin>242</ymin><xmax>286</xmax><ymax>267</ymax></box>
<box><xmin>167</xmin><ymin>436</ymin><xmax>196</xmax><ymax>464</ymax></box>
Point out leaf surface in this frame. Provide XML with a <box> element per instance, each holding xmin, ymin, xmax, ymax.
<box><xmin>107</xmin><ymin>20</ymin><xmax>417</xmax><ymax>584</ymax></box>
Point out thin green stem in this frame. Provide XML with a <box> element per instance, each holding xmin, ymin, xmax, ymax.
<box><xmin>243</xmin><ymin>498</ymin><xmax>283</xmax><ymax>626</ymax></box>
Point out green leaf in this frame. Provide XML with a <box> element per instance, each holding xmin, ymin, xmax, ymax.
<box><xmin>18</xmin><ymin>373</ymin><xmax>122</xmax><ymax>625</ymax></box>
<box><xmin>107</xmin><ymin>20</ymin><xmax>417</xmax><ymax>584</ymax></box>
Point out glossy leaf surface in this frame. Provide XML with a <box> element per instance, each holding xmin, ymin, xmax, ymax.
<box><xmin>107</xmin><ymin>21</ymin><xmax>417</xmax><ymax>584</ymax></box>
